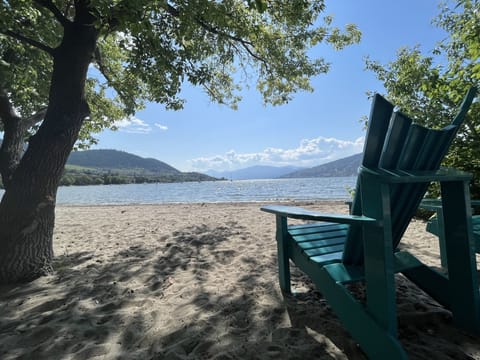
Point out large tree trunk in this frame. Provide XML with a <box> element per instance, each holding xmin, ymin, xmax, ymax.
<box><xmin>0</xmin><ymin>12</ymin><xmax>97</xmax><ymax>284</ymax></box>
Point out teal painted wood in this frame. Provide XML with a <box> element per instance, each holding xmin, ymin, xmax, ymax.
<box><xmin>344</xmin><ymin>93</ymin><xmax>395</xmax><ymax>264</ymax></box>
<box><xmin>426</xmin><ymin>203</ymin><xmax>449</xmax><ymax>267</ymax></box>
<box><xmin>406</xmin><ymin>181</ymin><xmax>480</xmax><ymax>333</ymax></box>
<box><xmin>292</xmin><ymin>229</ymin><xmax>348</xmax><ymax>243</ymax></box>
<box><xmin>422</xmin><ymin>200</ymin><xmax>480</xmax><ymax>267</ymax></box>
<box><xmin>378</xmin><ymin>112</ymin><xmax>412</xmax><ymax>168</ymax></box>
<box><xmin>396</xmin><ymin>125</ymin><xmax>429</xmax><ymax>169</ymax></box>
<box><xmin>361</xmin><ymin>94</ymin><xmax>395</xmax><ymax>168</ymax></box>
<box><xmin>360</xmin><ymin>177</ymin><xmax>398</xmax><ymax>336</ymax></box>
<box><xmin>297</xmin><ymin>237</ymin><xmax>346</xmax><ymax>251</ymax></box>
<box><xmin>260</xmin><ymin>86</ymin><xmax>479</xmax><ymax>359</ymax></box>
<box><xmin>451</xmin><ymin>86</ymin><xmax>478</xmax><ymax>126</ymax></box>
<box><xmin>437</xmin><ymin>181</ymin><xmax>480</xmax><ymax>332</ymax></box>
<box><xmin>275</xmin><ymin>215</ymin><xmax>290</xmax><ymax>293</ymax></box>
<box><xmin>288</xmin><ymin>222</ymin><xmax>348</xmax><ymax>234</ymax></box>
<box><xmin>261</xmin><ymin>205</ymin><xmax>378</xmax><ymax>225</ymax></box>
<box><xmin>391</xmin><ymin>126</ymin><xmax>458</xmax><ymax>249</ymax></box>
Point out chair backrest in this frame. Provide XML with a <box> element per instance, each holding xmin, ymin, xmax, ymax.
<box><xmin>343</xmin><ymin>87</ymin><xmax>477</xmax><ymax>265</ymax></box>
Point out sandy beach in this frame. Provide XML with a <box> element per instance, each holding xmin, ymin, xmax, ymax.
<box><xmin>1</xmin><ymin>201</ymin><xmax>480</xmax><ymax>359</ymax></box>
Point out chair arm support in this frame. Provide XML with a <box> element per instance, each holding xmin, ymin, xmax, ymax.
<box><xmin>260</xmin><ymin>205</ymin><xmax>380</xmax><ymax>226</ymax></box>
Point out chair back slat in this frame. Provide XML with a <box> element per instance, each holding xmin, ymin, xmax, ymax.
<box><xmin>361</xmin><ymin>94</ymin><xmax>394</xmax><ymax>168</ymax></box>
<box><xmin>343</xmin><ymin>94</ymin><xmax>394</xmax><ymax>264</ymax></box>
<box><xmin>342</xmin><ymin>87</ymin><xmax>477</xmax><ymax>266</ymax></box>
<box><xmin>391</xmin><ymin>126</ymin><xmax>458</xmax><ymax>249</ymax></box>
<box><xmin>378</xmin><ymin>112</ymin><xmax>412</xmax><ymax>169</ymax></box>
<box><xmin>451</xmin><ymin>87</ymin><xmax>477</xmax><ymax>126</ymax></box>
<box><xmin>397</xmin><ymin>125</ymin><xmax>429</xmax><ymax>169</ymax></box>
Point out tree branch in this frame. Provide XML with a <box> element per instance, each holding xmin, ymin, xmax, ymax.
<box><xmin>93</xmin><ymin>46</ymin><xmax>131</xmax><ymax>108</ymax></box>
<box><xmin>33</xmin><ymin>0</ymin><xmax>70</xmax><ymax>27</ymax></box>
<box><xmin>165</xmin><ymin>4</ymin><xmax>180</xmax><ymax>17</ymax></box>
<box><xmin>0</xmin><ymin>88</ymin><xmax>20</xmax><ymax>125</ymax></box>
<box><xmin>24</xmin><ymin>108</ymin><xmax>48</xmax><ymax>129</ymax></box>
<box><xmin>163</xmin><ymin>4</ymin><xmax>268</xmax><ymax>66</ymax></box>
<box><xmin>1</xmin><ymin>30</ymin><xmax>55</xmax><ymax>55</ymax></box>
<box><xmin>0</xmin><ymin>89</ymin><xmax>27</xmax><ymax>189</ymax></box>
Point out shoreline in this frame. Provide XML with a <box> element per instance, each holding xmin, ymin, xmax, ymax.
<box><xmin>1</xmin><ymin>202</ymin><xmax>479</xmax><ymax>359</ymax></box>
<box><xmin>55</xmin><ymin>199</ymin><xmax>349</xmax><ymax>208</ymax></box>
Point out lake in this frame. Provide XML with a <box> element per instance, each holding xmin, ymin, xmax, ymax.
<box><xmin>0</xmin><ymin>177</ymin><xmax>357</xmax><ymax>205</ymax></box>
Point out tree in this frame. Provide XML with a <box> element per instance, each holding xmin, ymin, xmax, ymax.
<box><xmin>365</xmin><ymin>0</ymin><xmax>480</xmax><ymax>195</ymax></box>
<box><xmin>0</xmin><ymin>1</ymin><xmax>360</xmax><ymax>283</ymax></box>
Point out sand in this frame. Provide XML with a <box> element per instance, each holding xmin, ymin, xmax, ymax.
<box><xmin>0</xmin><ymin>201</ymin><xmax>480</xmax><ymax>359</ymax></box>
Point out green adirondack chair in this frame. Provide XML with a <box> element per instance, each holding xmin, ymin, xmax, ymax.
<box><xmin>421</xmin><ymin>199</ymin><xmax>480</xmax><ymax>268</ymax></box>
<box><xmin>261</xmin><ymin>87</ymin><xmax>479</xmax><ymax>359</ymax></box>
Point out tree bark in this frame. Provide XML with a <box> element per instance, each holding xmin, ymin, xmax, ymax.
<box><xmin>0</xmin><ymin>6</ymin><xmax>98</xmax><ymax>284</ymax></box>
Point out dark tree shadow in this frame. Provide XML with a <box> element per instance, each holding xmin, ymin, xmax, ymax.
<box><xmin>2</xmin><ymin>219</ymin><xmax>480</xmax><ymax>360</ymax></box>
<box><xmin>0</xmin><ymin>222</ymin><xmax>339</xmax><ymax>360</ymax></box>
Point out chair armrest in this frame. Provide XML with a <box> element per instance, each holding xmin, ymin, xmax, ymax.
<box><xmin>361</xmin><ymin>166</ymin><xmax>472</xmax><ymax>184</ymax></box>
<box><xmin>260</xmin><ymin>205</ymin><xmax>379</xmax><ymax>226</ymax></box>
<box><xmin>420</xmin><ymin>198</ymin><xmax>480</xmax><ymax>212</ymax></box>
<box><xmin>472</xmin><ymin>200</ymin><xmax>480</xmax><ymax>208</ymax></box>
<box><xmin>419</xmin><ymin>199</ymin><xmax>443</xmax><ymax>211</ymax></box>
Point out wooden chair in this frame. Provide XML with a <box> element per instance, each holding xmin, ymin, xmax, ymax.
<box><xmin>421</xmin><ymin>198</ymin><xmax>480</xmax><ymax>268</ymax></box>
<box><xmin>261</xmin><ymin>87</ymin><xmax>478</xmax><ymax>359</ymax></box>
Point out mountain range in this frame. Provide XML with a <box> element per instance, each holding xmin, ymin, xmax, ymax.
<box><xmin>281</xmin><ymin>153</ymin><xmax>362</xmax><ymax>178</ymax></box>
<box><xmin>64</xmin><ymin>149</ymin><xmax>362</xmax><ymax>185</ymax></box>
<box><xmin>207</xmin><ymin>153</ymin><xmax>362</xmax><ymax>180</ymax></box>
<box><xmin>0</xmin><ymin>144</ymin><xmax>361</xmax><ymax>185</ymax></box>
<box><xmin>206</xmin><ymin>165</ymin><xmax>305</xmax><ymax>180</ymax></box>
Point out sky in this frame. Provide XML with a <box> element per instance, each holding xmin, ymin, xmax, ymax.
<box><xmin>92</xmin><ymin>0</ymin><xmax>449</xmax><ymax>173</ymax></box>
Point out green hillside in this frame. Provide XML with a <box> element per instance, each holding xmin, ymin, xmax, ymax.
<box><xmin>67</xmin><ymin>149</ymin><xmax>180</xmax><ymax>174</ymax></box>
<box><xmin>61</xmin><ymin>149</ymin><xmax>217</xmax><ymax>186</ymax></box>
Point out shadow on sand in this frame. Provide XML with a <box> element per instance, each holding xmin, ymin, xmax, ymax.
<box><xmin>1</xmin><ymin>222</ymin><xmax>479</xmax><ymax>359</ymax></box>
<box><xmin>0</xmin><ymin>222</ymin><xmax>338</xmax><ymax>360</ymax></box>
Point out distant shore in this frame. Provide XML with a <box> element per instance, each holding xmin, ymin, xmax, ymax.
<box><xmin>1</xmin><ymin>201</ymin><xmax>479</xmax><ymax>359</ymax></box>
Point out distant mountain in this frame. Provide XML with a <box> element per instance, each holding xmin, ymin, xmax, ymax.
<box><xmin>281</xmin><ymin>153</ymin><xmax>362</xmax><ymax>178</ymax></box>
<box><xmin>206</xmin><ymin>165</ymin><xmax>305</xmax><ymax>180</ymax></box>
<box><xmin>68</xmin><ymin>149</ymin><xmax>180</xmax><ymax>174</ymax></box>
<box><xmin>63</xmin><ymin>149</ymin><xmax>216</xmax><ymax>186</ymax></box>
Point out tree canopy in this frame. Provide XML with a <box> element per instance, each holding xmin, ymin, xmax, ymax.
<box><xmin>0</xmin><ymin>0</ymin><xmax>360</xmax><ymax>148</ymax></box>
<box><xmin>365</xmin><ymin>0</ymin><xmax>480</xmax><ymax>196</ymax></box>
<box><xmin>0</xmin><ymin>0</ymin><xmax>361</xmax><ymax>284</ymax></box>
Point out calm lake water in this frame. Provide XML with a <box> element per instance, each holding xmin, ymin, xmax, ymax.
<box><xmin>0</xmin><ymin>177</ymin><xmax>357</xmax><ymax>205</ymax></box>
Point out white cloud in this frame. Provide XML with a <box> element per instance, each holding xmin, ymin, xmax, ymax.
<box><xmin>154</xmin><ymin>123</ymin><xmax>168</xmax><ymax>131</ymax></box>
<box><xmin>114</xmin><ymin>116</ymin><xmax>152</xmax><ymax>134</ymax></box>
<box><xmin>189</xmin><ymin>136</ymin><xmax>365</xmax><ymax>171</ymax></box>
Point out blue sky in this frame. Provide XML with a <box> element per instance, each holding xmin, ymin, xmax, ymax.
<box><xmin>92</xmin><ymin>0</ymin><xmax>449</xmax><ymax>173</ymax></box>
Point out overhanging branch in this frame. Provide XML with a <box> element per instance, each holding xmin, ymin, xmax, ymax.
<box><xmin>163</xmin><ymin>3</ymin><xmax>268</xmax><ymax>65</ymax></box>
<box><xmin>1</xmin><ymin>30</ymin><xmax>54</xmax><ymax>55</ymax></box>
<box><xmin>34</xmin><ymin>0</ymin><xmax>70</xmax><ymax>26</ymax></box>
<box><xmin>93</xmin><ymin>47</ymin><xmax>131</xmax><ymax>108</ymax></box>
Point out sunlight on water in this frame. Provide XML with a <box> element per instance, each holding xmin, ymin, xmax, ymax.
<box><xmin>51</xmin><ymin>177</ymin><xmax>356</xmax><ymax>205</ymax></box>
<box><xmin>0</xmin><ymin>177</ymin><xmax>356</xmax><ymax>205</ymax></box>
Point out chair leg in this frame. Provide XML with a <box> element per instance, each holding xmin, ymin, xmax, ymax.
<box><xmin>315</xmin><ymin>264</ymin><xmax>408</xmax><ymax>360</ymax></box>
<box><xmin>441</xmin><ymin>181</ymin><xmax>480</xmax><ymax>333</ymax></box>
<box><xmin>276</xmin><ymin>215</ymin><xmax>291</xmax><ymax>293</ymax></box>
<box><xmin>435</xmin><ymin>207</ymin><xmax>448</xmax><ymax>268</ymax></box>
